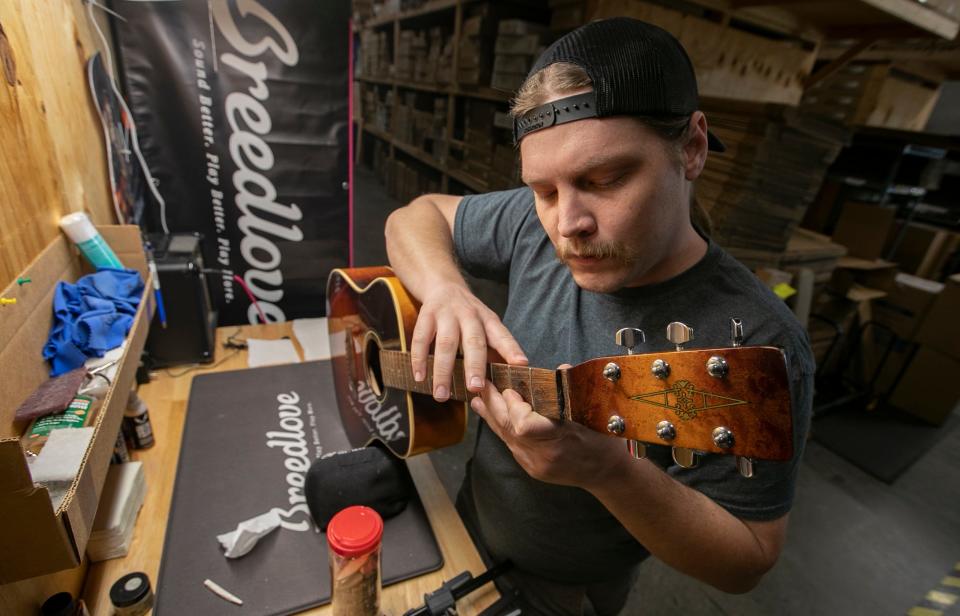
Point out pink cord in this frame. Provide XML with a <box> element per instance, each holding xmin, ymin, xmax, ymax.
<box><xmin>233</xmin><ymin>274</ymin><xmax>268</xmax><ymax>324</ymax></box>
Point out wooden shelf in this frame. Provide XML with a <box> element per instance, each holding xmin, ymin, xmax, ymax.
<box><xmin>357</xmin><ymin>75</ymin><xmax>512</xmax><ymax>103</ymax></box>
<box><xmin>365</xmin><ymin>0</ymin><xmax>463</xmax><ymax>28</ymax></box>
<box><xmin>360</xmin><ymin>123</ymin><xmax>488</xmax><ymax>193</ymax></box>
<box><xmin>724</xmin><ymin>0</ymin><xmax>959</xmax><ymax>39</ymax></box>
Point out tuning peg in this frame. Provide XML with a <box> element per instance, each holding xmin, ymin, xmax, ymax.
<box><xmin>731</xmin><ymin>318</ymin><xmax>743</xmax><ymax>347</ymax></box>
<box><xmin>627</xmin><ymin>440</ymin><xmax>646</xmax><ymax>459</ymax></box>
<box><xmin>736</xmin><ymin>456</ymin><xmax>754</xmax><ymax>478</ymax></box>
<box><xmin>666</xmin><ymin>321</ymin><xmax>693</xmax><ymax>351</ymax></box>
<box><xmin>672</xmin><ymin>447</ymin><xmax>700</xmax><ymax>468</ymax></box>
<box><xmin>615</xmin><ymin>327</ymin><xmax>645</xmax><ymax>355</ymax></box>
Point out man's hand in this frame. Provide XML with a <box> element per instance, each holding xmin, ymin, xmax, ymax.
<box><xmin>411</xmin><ymin>283</ymin><xmax>528</xmax><ymax>401</ymax></box>
<box><xmin>469</xmin><ymin>379</ymin><xmax>625</xmax><ymax>488</ymax></box>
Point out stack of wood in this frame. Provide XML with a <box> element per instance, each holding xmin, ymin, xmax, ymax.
<box><xmin>491</xmin><ymin>20</ymin><xmax>548</xmax><ymax>91</ymax></box>
<box><xmin>800</xmin><ymin>62</ymin><xmax>942</xmax><ymax>131</ymax></box>
<box><xmin>779</xmin><ymin>228</ymin><xmax>848</xmax><ymax>301</ymax></box>
<box><xmin>696</xmin><ymin>98</ymin><xmax>850</xmax><ymax>270</ymax></box>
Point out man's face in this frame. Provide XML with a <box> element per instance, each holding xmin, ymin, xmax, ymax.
<box><xmin>521</xmin><ymin>114</ymin><xmax>694</xmax><ymax>293</ymax></box>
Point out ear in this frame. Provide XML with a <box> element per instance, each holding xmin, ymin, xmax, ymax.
<box><xmin>683</xmin><ymin>111</ymin><xmax>709</xmax><ymax>181</ymax></box>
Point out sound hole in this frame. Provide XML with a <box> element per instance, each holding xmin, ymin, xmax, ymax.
<box><xmin>363</xmin><ymin>333</ymin><xmax>386</xmax><ymax>401</ymax></box>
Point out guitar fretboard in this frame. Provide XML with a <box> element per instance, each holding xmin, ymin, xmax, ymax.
<box><xmin>378</xmin><ymin>349</ymin><xmax>564</xmax><ymax>420</ymax></box>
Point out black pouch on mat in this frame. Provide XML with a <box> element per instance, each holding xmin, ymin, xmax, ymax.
<box><xmin>305</xmin><ymin>445</ymin><xmax>412</xmax><ymax>530</ymax></box>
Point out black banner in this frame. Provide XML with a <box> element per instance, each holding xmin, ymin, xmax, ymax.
<box><xmin>111</xmin><ymin>0</ymin><xmax>351</xmax><ymax>324</ymax></box>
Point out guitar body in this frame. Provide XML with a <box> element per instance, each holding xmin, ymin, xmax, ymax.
<box><xmin>326</xmin><ymin>267</ymin><xmax>467</xmax><ymax>458</ymax></box>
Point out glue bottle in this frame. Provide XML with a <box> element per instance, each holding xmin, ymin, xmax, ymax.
<box><xmin>59</xmin><ymin>212</ymin><xmax>123</xmax><ymax>270</ymax></box>
<box><xmin>122</xmin><ymin>390</ymin><xmax>154</xmax><ymax>450</ymax></box>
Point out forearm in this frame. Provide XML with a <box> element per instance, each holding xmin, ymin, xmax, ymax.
<box><xmin>589</xmin><ymin>452</ymin><xmax>779</xmax><ymax>593</ymax></box>
<box><xmin>385</xmin><ymin>195</ymin><xmax>468</xmax><ymax>301</ymax></box>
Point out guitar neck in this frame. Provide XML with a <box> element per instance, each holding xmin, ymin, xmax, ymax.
<box><xmin>378</xmin><ymin>349</ymin><xmax>563</xmax><ymax>420</ymax></box>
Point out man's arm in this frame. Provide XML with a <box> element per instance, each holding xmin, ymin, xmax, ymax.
<box><xmin>470</xmin><ymin>383</ymin><xmax>789</xmax><ymax>593</ymax></box>
<box><xmin>589</xmin><ymin>447</ymin><xmax>788</xmax><ymax>593</ymax></box>
<box><xmin>385</xmin><ymin>194</ymin><xmax>528</xmax><ymax>401</ymax></box>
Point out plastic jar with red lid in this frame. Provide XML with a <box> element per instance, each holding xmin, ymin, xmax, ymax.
<box><xmin>327</xmin><ymin>505</ymin><xmax>383</xmax><ymax>616</ymax></box>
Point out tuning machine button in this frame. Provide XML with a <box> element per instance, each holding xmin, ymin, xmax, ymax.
<box><xmin>607</xmin><ymin>415</ymin><xmax>626</xmax><ymax>435</ymax></box>
<box><xmin>627</xmin><ymin>440</ymin><xmax>646</xmax><ymax>459</ymax></box>
<box><xmin>736</xmin><ymin>456</ymin><xmax>754</xmax><ymax>478</ymax></box>
<box><xmin>706</xmin><ymin>355</ymin><xmax>728</xmax><ymax>378</ymax></box>
<box><xmin>655</xmin><ymin>420</ymin><xmax>676</xmax><ymax>442</ymax></box>
<box><xmin>615</xmin><ymin>328</ymin><xmax>645</xmax><ymax>355</ymax></box>
<box><xmin>672</xmin><ymin>447</ymin><xmax>701</xmax><ymax>468</ymax></box>
<box><xmin>651</xmin><ymin>358</ymin><xmax>670</xmax><ymax>379</ymax></box>
<box><xmin>603</xmin><ymin>362</ymin><xmax>621</xmax><ymax>382</ymax></box>
<box><xmin>731</xmin><ymin>318</ymin><xmax>743</xmax><ymax>347</ymax></box>
<box><xmin>712</xmin><ymin>426</ymin><xmax>735</xmax><ymax>449</ymax></box>
<box><xmin>666</xmin><ymin>321</ymin><xmax>693</xmax><ymax>351</ymax></box>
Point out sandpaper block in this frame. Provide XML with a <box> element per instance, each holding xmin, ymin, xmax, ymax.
<box><xmin>14</xmin><ymin>367</ymin><xmax>88</xmax><ymax>422</ymax></box>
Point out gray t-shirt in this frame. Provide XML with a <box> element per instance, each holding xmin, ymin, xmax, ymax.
<box><xmin>453</xmin><ymin>187</ymin><xmax>815</xmax><ymax>584</ymax></box>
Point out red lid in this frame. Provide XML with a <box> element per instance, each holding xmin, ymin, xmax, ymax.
<box><xmin>327</xmin><ymin>506</ymin><xmax>383</xmax><ymax>557</ymax></box>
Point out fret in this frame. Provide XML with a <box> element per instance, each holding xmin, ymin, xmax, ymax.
<box><xmin>377</xmin><ymin>349</ymin><xmax>562</xmax><ymax>418</ymax></box>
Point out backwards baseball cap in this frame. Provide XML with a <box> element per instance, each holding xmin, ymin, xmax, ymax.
<box><xmin>513</xmin><ymin>17</ymin><xmax>725</xmax><ymax>152</ymax></box>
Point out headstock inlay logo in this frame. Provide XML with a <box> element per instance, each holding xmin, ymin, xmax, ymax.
<box><xmin>630</xmin><ymin>379</ymin><xmax>748</xmax><ymax>420</ymax></box>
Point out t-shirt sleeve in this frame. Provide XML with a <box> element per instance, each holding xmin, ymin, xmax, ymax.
<box><xmin>672</xmin><ymin>336</ymin><xmax>815</xmax><ymax>521</ymax></box>
<box><xmin>454</xmin><ymin>187</ymin><xmax>536</xmax><ymax>282</ymax></box>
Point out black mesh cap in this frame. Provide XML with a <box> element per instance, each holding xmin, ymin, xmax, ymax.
<box><xmin>514</xmin><ymin>17</ymin><xmax>724</xmax><ymax>152</ymax></box>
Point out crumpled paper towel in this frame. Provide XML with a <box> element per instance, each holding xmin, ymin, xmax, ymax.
<box><xmin>217</xmin><ymin>510</ymin><xmax>281</xmax><ymax>558</ymax></box>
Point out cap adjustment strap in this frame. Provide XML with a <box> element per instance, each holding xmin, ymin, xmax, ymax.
<box><xmin>513</xmin><ymin>91</ymin><xmax>599</xmax><ymax>144</ymax></box>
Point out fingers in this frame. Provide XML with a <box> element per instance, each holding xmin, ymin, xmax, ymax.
<box><xmin>460</xmin><ymin>317</ymin><xmax>488</xmax><ymax>393</ymax></box>
<box><xmin>410</xmin><ymin>311</ymin><xmax>436</xmax><ymax>383</ymax></box>
<box><xmin>471</xmin><ymin>381</ymin><xmax>510</xmax><ymax>438</ymax></box>
<box><xmin>471</xmin><ymin>383</ymin><xmax>550</xmax><ymax>442</ymax></box>
<box><xmin>557</xmin><ymin>363</ymin><xmax>572</xmax><ymax>370</ymax></box>
<box><xmin>484</xmin><ymin>317</ymin><xmax>528</xmax><ymax>365</ymax></box>
<box><xmin>431</xmin><ymin>315</ymin><xmax>459</xmax><ymax>401</ymax></box>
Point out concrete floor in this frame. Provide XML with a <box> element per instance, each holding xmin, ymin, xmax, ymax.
<box><xmin>352</xmin><ymin>164</ymin><xmax>960</xmax><ymax>616</ymax></box>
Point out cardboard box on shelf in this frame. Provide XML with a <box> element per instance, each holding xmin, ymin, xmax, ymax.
<box><xmin>886</xmin><ymin>221</ymin><xmax>960</xmax><ymax>280</ymax></box>
<box><xmin>0</xmin><ymin>226</ymin><xmax>152</xmax><ymax>583</ymax></box>
<box><xmin>889</xmin><ymin>345</ymin><xmax>960</xmax><ymax>425</ymax></box>
<box><xmin>494</xmin><ymin>33</ymin><xmax>545</xmax><ymax>55</ymax></box>
<box><xmin>871</xmin><ymin>273</ymin><xmax>944</xmax><ymax>342</ymax></box>
<box><xmin>915</xmin><ymin>273</ymin><xmax>960</xmax><ymax>359</ymax></box>
<box><xmin>828</xmin><ymin>256</ymin><xmax>898</xmax><ymax>296</ymax></box>
<box><xmin>831</xmin><ymin>201</ymin><xmax>897</xmax><ymax>260</ymax></box>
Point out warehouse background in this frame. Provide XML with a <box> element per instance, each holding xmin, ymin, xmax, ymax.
<box><xmin>347</xmin><ymin>1</ymin><xmax>960</xmax><ymax>614</ymax></box>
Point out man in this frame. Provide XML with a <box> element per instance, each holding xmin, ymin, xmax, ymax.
<box><xmin>385</xmin><ymin>17</ymin><xmax>813</xmax><ymax>616</ymax></box>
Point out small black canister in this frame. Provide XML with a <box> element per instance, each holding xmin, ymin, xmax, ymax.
<box><xmin>40</xmin><ymin>592</ymin><xmax>88</xmax><ymax>616</ymax></box>
<box><xmin>109</xmin><ymin>572</ymin><xmax>155</xmax><ymax>616</ymax></box>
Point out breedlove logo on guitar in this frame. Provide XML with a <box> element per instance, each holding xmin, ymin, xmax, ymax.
<box><xmin>327</xmin><ymin>267</ymin><xmax>793</xmax><ymax>478</ymax></box>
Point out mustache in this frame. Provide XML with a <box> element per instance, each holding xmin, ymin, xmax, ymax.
<box><xmin>556</xmin><ymin>239</ymin><xmax>631</xmax><ymax>263</ymax></box>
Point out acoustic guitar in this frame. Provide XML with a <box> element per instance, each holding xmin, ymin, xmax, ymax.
<box><xmin>326</xmin><ymin>266</ymin><xmax>792</xmax><ymax>477</ymax></box>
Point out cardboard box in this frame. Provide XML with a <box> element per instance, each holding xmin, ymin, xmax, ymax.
<box><xmin>828</xmin><ymin>256</ymin><xmax>897</xmax><ymax>296</ymax></box>
<box><xmin>0</xmin><ymin>226</ymin><xmax>151</xmax><ymax>583</ymax></box>
<box><xmin>886</xmin><ymin>221</ymin><xmax>960</xmax><ymax>280</ymax></box>
<box><xmin>494</xmin><ymin>33</ymin><xmax>544</xmax><ymax>55</ymax></box>
<box><xmin>889</xmin><ymin>346</ymin><xmax>960</xmax><ymax>425</ymax></box>
<box><xmin>916</xmin><ymin>273</ymin><xmax>960</xmax><ymax>359</ymax></box>
<box><xmin>831</xmin><ymin>201</ymin><xmax>897</xmax><ymax>260</ymax></box>
<box><xmin>871</xmin><ymin>273</ymin><xmax>944</xmax><ymax>341</ymax></box>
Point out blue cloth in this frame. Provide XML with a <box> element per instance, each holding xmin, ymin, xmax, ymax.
<box><xmin>43</xmin><ymin>268</ymin><xmax>144</xmax><ymax>376</ymax></box>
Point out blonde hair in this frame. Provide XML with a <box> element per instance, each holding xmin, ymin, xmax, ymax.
<box><xmin>511</xmin><ymin>62</ymin><xmax>592</xmax><ymax>118</ymax></box>
<box><xmin>511</xmin><ymin>62</ymin><xmax>713</xmax><ymax>236</ymax></box>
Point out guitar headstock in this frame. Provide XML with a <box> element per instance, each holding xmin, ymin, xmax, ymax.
<box><xmin>563</xmin><ymin>319</ymin><xmax>792</xmax><ymax>477</ymax></box>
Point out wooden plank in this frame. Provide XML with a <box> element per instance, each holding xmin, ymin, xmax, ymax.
<box><xmin>860</xmin><ymin>0</ymin><xmax>959</xmax><ymax>38</ymax></box>
<box><xmin>0</xmin><ymin>0</ymin><xmax>114</xmax><ymax>290</ymax></box>
<box><xmin>723</xmin><ymin>0</ymin><xmax>959</xmax><ymax>38</ymax></box>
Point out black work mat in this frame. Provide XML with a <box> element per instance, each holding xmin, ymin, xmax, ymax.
<box><xmin>812</xmin><ymin>406</ymin><xmax>960</xmax><ymax>484</ymax></box>
<box><xmin>155</xmin><ymin>361</ymin><xmax>443</xmax><ymax>615</ymax></box>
